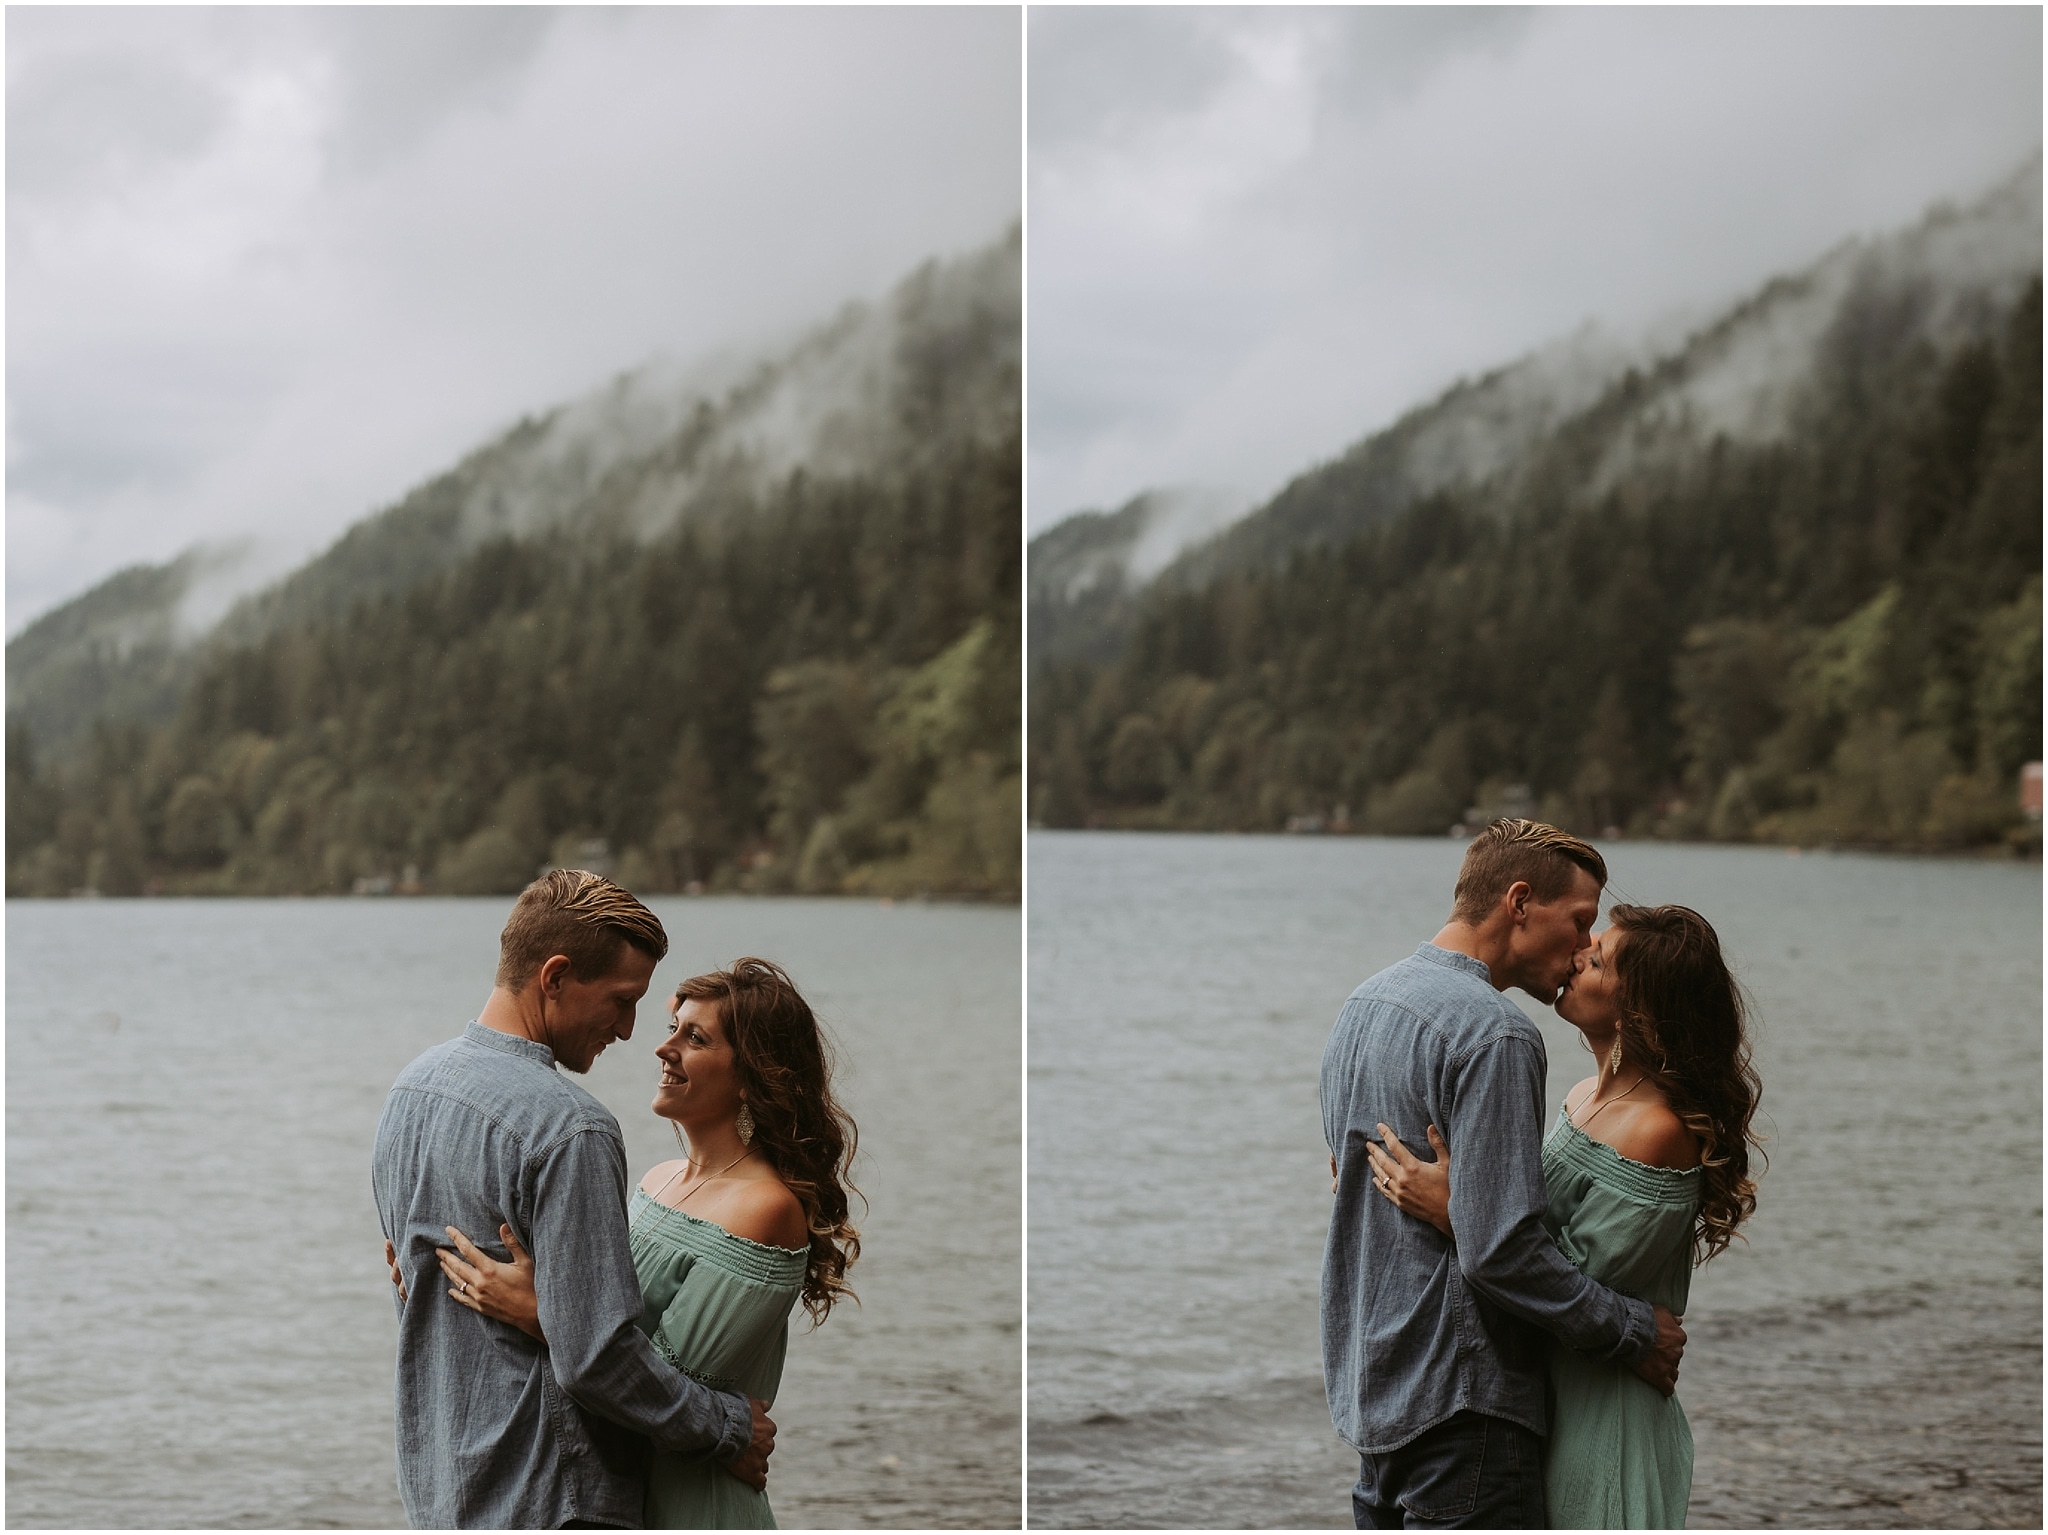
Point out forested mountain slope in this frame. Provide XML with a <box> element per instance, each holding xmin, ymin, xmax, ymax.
<box><xmin>1037</xmin><ymin>157</ymin><xmax>2038</xmax><ymax>650</ymax></box>
<box><xmin>8</xmin><ymin>230</ymin><xmax>1020</xmax><ymax>898</ymax></box>
<box><xmin>12</xmin><ymin>228</ymin><xmax>1019</xmax><ymax>759</ymax></box>
<box><xmin>1029</xmin><ymin>169</ymin><xmax>2040</xmax><ymax>852</ymax></box>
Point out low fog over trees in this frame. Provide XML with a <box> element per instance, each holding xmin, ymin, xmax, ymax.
<box><xmin>9</xmin><ymin>235</ymin><xmax>1021</xmax><ymax>899</ymax></box>
<box><xmin>1031</xmin><ymin>255</ymin><xmax>2040</xmax><ymax>855</ymax></box>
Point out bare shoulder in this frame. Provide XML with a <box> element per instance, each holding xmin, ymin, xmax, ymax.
<box><xmin>639</xmin><ymin>1159</ymin><xmax>690</xmax><ymax>1196</ymax></box>
<box><xmin>718</xmin><ymin>1177</ymin><xmax>809</xmax><ymax>1250</ymax></box>
<box><xmin>1564</xmin><ymin>1075</ymin><xmax>1599</xmax><ymax>1114</ymax></box>
<box><xmin>1604</xmin><ymin>1099</ymin><xmax>1700</xmax><ymax>1171</ymax></box>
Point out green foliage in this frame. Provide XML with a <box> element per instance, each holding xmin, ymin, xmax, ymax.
<box><xmin>1030</xmin><ymin>278</ymin><xmax>2042</xmax><ymax>854</ymax></box>
<box><xmin>439</xmin><ymin>828</ymin><xmax>540</xmax><ymax>896</ymax></box>
<box><xmin>5</xmin><ymin>554</ymin><xmax>203</xmax><ymax>762</ymax></box>
<box><xmin>9</xmin><ymin>432</ymin><xmax>1021</xmax><ymax>900</ymax></box>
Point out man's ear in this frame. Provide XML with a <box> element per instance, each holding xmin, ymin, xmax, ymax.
<box><xmin>538</xmin><ymin>953</ymin><xmax>573</xmax><ymax>994</ymax></box>
<box><xmin>1504</xmin><ymin>881</ymin><xmax>1533</xmax><ymax>923</ymax></box>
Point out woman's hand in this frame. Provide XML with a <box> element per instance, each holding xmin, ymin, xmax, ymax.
<box><xmin>437</xmin><ymin>1224</ymin><xmax>545</xmax><ymax>1343</ymax></box>
<box><xmin>384</xmin><ymin>1238</ymin><xmax>408</xmax><ymax>1303</ymax></box>
<box><xmin>1365</xmin><ymin>1123</ymin><xmax>1454</xmax><ymax>1238</ymax></box>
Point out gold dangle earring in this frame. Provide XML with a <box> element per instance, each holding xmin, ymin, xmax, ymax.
<box><xmin>735</xmin><ymin>1101</ymin><xmax>755</xmax><ymax>1147</ymax></box>
<box><xmin>1606</xmin><ymin>1038</ymin><xmax>1624</xmax><ymax>1076</ymax></box>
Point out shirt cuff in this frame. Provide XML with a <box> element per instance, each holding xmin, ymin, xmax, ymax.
<box><xmin>712</xmin><ymin>1388</ymin><xmax>754</xmax><ymax>1462</ymax></box>
<box><xmin>1618</xmin><ymin>1293</ymin><xmax>1657</xmax><ymax>1364</ymax></box>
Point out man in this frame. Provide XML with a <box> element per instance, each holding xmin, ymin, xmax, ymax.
<box><xmin>373</xmin><ymin>869</ymin><xmax>773</xmax><ymax>1528</ymax></box>
<box><xmin>1320</xmin><ymin>819</ymin><xmax>1686</xmax><ymax>1529</ymax></box>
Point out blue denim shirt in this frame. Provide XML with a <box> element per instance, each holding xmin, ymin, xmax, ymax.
<box><xmin>1320</xmin><ymin>945</ymin><xmax>1656</xmax><ymax>1453</ymax></box>
<box><xmin>372</xmin><ymin>1023</ymin><xmax>752</xmax><ymax>1528</ymax></box>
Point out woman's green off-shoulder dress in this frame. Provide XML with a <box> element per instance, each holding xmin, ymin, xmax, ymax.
<box><xmin>627</xmin><ymin>1188</ymin><xmax>809</xmax><ymax>1530</ymax></box>
<box><xmin>1540</xmin><ymin>1108</ymin><xmax>1703</xmax><ymax>1531</ymax></box>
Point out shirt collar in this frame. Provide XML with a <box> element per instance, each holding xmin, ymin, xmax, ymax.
<box><xmin>1415</xmin><ymin>942</ymin><xmax>1494</xmax><ymax>985</ymax></box>
<box><xmin>463</xmin><ymin>1019</ymin><xmax>557</xmax><ymax>1069</ymax></box>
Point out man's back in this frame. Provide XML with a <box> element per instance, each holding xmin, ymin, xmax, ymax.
<box><xmin>374</xmin><ymin>1023</ymin><xmax>696</xmax><ymax>1528</ymax></box>
<box><xmin>1320</xmin><ymin>944</ymin><xmax>1650</xmax><ymax>1457</ymax></box>
<box><xmin>1320</xmin><ymin>944</ymin><xmax>1554</xmax><ymax>1453</ymax></box>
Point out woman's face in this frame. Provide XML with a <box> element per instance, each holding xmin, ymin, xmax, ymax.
<box><xmin>1555</xmin><ymin>925</ymin><xmax>1625</xmax><ymax>1033</ymax></box>
<box><xmin>652</xmin><ymin>994</ymin><xmax>744</xmax><ymax>1127</ymax></box>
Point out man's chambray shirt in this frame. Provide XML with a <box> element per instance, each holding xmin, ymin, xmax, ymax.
<box><xmin>1320</xmin><ymin>945</ymin><xmax>1657</xmax><ymax>1454</ymax></box>
<box><xmin>373</xmin><ymin>1023</ymin><xmax>751</xmax><ymax>1529</ymax></box>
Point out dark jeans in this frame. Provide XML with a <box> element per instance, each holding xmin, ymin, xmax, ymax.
<box><xmin>1353</xmin><ymin>1410</ymin><xmax>1547</xmax><ymax>1529</ymax></box>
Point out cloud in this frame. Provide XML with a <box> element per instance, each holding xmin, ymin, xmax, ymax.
<box><xmin>314</xmin><ymin>8</ymin><xmax>563</xmax><ymax>173</ymax></box>
<box><xmin>1028</xmin><ymin>7</ymin><xmax>2042</xmax><ymax>531</ymax></box>
<box><xmin>6</xmin><ymin>8</ymin><xmax>559</xmax><ymax>201</ymax></box>
<box><xmin>8</xmin><ymin>7</ymin><xmax>1020</xmax><ymax>630</ymax></box>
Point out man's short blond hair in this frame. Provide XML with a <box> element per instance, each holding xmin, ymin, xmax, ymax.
<box><xmin>496</xmin><ymin>869</ymin><xmax>669</xmax><ymax>992</ymax></box>
<box><xmin>1451</xmin><ymin>819</ymin><xmax>1607</xmax><ymax>924</ymax></box>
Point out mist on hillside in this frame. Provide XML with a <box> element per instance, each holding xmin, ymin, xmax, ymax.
<box><xmin>8</xmin><ymin>232</ymin><xmax>1023</xmax><ymax>903</ymax></box>
<box><xmin>8</xmin><ymin>6</ymin><xmax>1021</xmax><ymax>633</ymax></box>
<box><xmin>1029</xmin><ymin>168</ymin><xmax>2043</xmax><ymax>858</ymax></box>
<box><xmin>1028</xmin><ymin>7</ymin><xmax>2042</xmax><ymax>543</ymax></box>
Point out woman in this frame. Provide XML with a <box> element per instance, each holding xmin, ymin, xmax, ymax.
<box><xmin>1366</xmin><ymin>904</ymin><xmax>1760</xmax><ymax>1530</ymax></box>
<box><xmin>438</xmin><ymin>957</ymin><xmax>860</xmax><ymax>1529</ymax></box>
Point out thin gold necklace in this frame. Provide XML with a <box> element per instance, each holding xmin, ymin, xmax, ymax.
<box><xmin>645</xmin><ymin>1144</ymin><xmax>754</xmax><ymax>1214</ymax></box>
<box><xmin>1570</xmin><ymin>1072</ymin><xmax>1644</xmax><ymax>1133</ymax></box>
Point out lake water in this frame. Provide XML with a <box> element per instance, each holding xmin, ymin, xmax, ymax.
<box><xmin>7</xmin><ymin>896</ymin><xmax>1020</xmax><ymax>1529</ymax></box>
<box><xmin>1027</xmin><ymin>832</ymin><xmax>2041</xmax><ymax>1529</ymax></box>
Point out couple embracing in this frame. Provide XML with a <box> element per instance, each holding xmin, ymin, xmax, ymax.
<box><xmin>1322</xmin><ymin>819</ymin><xmax>1762</xmax><ymax>1529</ymax></box>
<box><xmin>373</xmin><ymin>870</ymin><xmax>859</xmax><ymax>1529</ymax></box>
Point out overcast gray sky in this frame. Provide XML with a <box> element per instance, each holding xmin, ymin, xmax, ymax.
<box><xmin>8</xmin><ymin>6</ymin><xmax>1020</xmax><ymax>631</ymax></box>
<box><xmin>1028</xmin><ymin>6</ymin><xmax>2042</xmax><ymax>533</ymax></box>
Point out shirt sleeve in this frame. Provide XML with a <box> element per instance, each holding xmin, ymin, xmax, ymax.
<box><xmin>650</xmin><ymin>1263</ymin><xmax>799</xmax><ymax>1400</ymax></box>
<box><xmin>1549</xmin><ymin>1180</ymin><xmax>1699</xmax><ymax>1303</ymax></box>
<box><xmin>1443</xmin><ymin>1032</ymin><xmax>1656</xmax><ymax>1364</ymax></box>
<box><xmin>525</xmin><ymin>1126</ymin><xmax>754</xmax><ymax>1460</ymax></box>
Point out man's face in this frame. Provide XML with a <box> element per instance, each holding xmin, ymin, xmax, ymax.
<box><xmin>1509</xmin><ymin>867</ymin><xmax>1602</xmax><ymax>1005</ymax></box>
<box><xmin>543</xmin><ymin>945</ymin><xmax>658</xmax><ymax>1074</ymax></box>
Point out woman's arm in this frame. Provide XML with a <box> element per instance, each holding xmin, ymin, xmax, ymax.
<box><xmin>437</xmin><ymin>1223</ymin><xmax>545</xmax><ymax>1343</ymax></box>
<box><xmin>1365</xmin><ymin>1123</ymin><xmax>1453</xmax><ymax>1237</ymax></box>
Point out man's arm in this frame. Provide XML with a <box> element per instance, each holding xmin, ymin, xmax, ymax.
<box><xmin>1443</xmin><ymin>1033</ymin><xmax>1666</xmax><ymax>1370</ymax></box>
<box><xmin>525</xmin><ymin>1126</ymin><xmax>759</xmax><ymax>1463</ymax></box>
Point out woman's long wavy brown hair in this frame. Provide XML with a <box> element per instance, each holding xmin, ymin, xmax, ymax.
<box><xmin>674</xmin><ymin>958</ymin><xmax>861</xmax><ymax>1324</ymax></box>
<box><xmin>1607</xmin><ymin>904</ymin><xmax>1764</xmax><ymax>1264</ymax></box>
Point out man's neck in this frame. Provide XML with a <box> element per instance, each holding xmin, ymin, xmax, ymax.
<box><xmin>476</xmin><ymin>986</ymin><xmax>543</xmax><ymax>1046</ymax></box>
<box><xmin>1430</xmin><ymin>920</ymin><xmax>1511</xmax><ymax>992</ymax></box>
